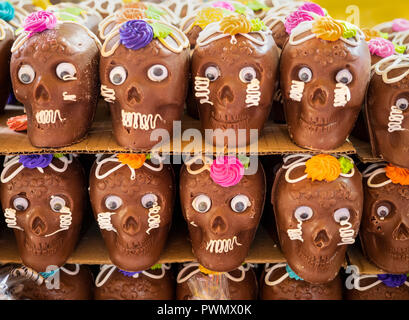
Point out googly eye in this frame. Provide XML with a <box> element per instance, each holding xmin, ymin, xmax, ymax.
<box><xmin>109</xmin><ymin>66</ymin><xmax>127</xmax><ymax>86</ymax></box>
<box><xmin>298</xmin><ymin>67</ymin><xmax>312</xmax><ymax>83</ymax></box>
<box><xmin>334</xmin><ymin>208</ymin><xmax>351</xmax><ymax>223</ymax></box>
<box><xmin>192</xmin><ymin>195</ymin><xmax>211</xmax><ymax>213</ymax></box>
<box><xmin>396</xmin><ymin>98</ymin><xmax>409</xmax><ymax>111</ymax></box>
<box><xmin>230</xmin><ymin>195</ymin><xmax>251</xmax><ymax>213</ymax></box>
<box><xmin>335</xmin><ymin>69</ymin><xmax>353</xmax><ymax>85</ymax></box>
<box><xmin>13</xmin><ymin>197</ymin><xmax>29</xmax><ymax>211</ymax></box>
<box><xmin>105</xmin><ymin>195</ymin><xmax>123</xmax><ymax>211</ymax></box>
<box><xmin>18</xmin><ymin>64</ymin><xmax>35</xmax><ymax>84</ymax></box>
<box><xmin>147</xmin><ymin>64</ymin><xmax>168</xmax><ymax>82</ymax></box>
<box><xmin>141</xmin><ymin>193</ymin><xmax>158</xmax><ymax>209</ymax></box>
<box><xmin>204</xmin><ymin>66</ymin><xmax>220</xmax><ymax>82</ymax></box>
<box><xmin>376</xmin><ymin>204</ymin><xmax>390</xmax><ymax>219</ymax></box>
<box><xmin>56</xmin><ymin>62</ymin><xmax>76</xmax><ymax>80</ymax></box>
<box><xmin>239</xmin><ymin>67</ymin><xmax>257</xmax><ymax>83</ymax></box>
<box><xmin>50</xmin><ymin>196</ymin><xmax>66</xmax><ymax>213</ymax></box>
<box><xmin>294</xmin><ymin>206</ymin><xmax>313</xmax><ymax>221</ymax></box>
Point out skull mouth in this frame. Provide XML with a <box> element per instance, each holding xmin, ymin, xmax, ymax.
<box><xmin>24</xmin><ymin>236</ymin><xmax>64</xmax><ymax>256</ymax></box>
<box><xmin>210</xmin><ymin>110</ymin><xmax>248</xmax><ymax>130</ymax></box>
<box><xmin>115</xmin><ymin>234</ymin><xmax>154</xmax><ymax>256</ymax></box>
<box><xmin>387</xmin><ymin>247</ymin><xmax>409</xmax><ymax>261</ymax></box>
<box><xmin>299</xmin><ymin>115</ymin><xmax>337</xmax><ymax>130</ymax></box>
<box><xmin>297</xmin><ymin>246</ymin><xmax>339</xmax><ymax>271</ymax></box>
<box><xmin>201</xmin><ymin>235</ymin><xmax>242</xmax><ymax>254</ymax></box>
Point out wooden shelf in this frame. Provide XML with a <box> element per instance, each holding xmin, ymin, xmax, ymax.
<box><xmin>350</xmin><ymin>137</ymin><xmax>382</xmax><ymax>164</ymax></box>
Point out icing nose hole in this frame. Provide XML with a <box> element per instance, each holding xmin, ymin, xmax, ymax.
<box><xmin>311</xmin><ymin>88</ymin><xmax>327</xmax><ymax>105</ymax></box>
<box><xmin>127</xmin><ymin>86</ymin><xmax>141</xmax><ymax>104</ymax></box>
<box><xmin>219</xmin><ymin>85</ymin><xmax>234</xmax><ymax>103</ymax></box>
<box><xmin>35</xmin><ymin>84</ymin><xmax>50</xmax><ymax>102</ymax></box>
<box><xmin>32</xmin><ymin>216</ymin><xmax>46</xmax><ymax>236</ymax></box>
<box><xmin>314</xmin><ymin>230</ymin><xmax>330</xmax><ymax>247</ymax></box>
<box><xmin>123</xmin><ymin>216</ymin><xmax>139</xmax><ymax>236</ymax></box>
<box><xmin>211</xmin><ymin>216</ymin><xmax>227</xmax><ymax>234</ymax></box>
<box><xmin>394</xmin><ymin>223</ymin><xmax>409</xmax><ymax>240</ymax></box>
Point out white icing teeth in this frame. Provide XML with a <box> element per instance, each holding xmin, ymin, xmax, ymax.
<box><xmin>388</xmin><ymin>105</ymin><xmax>405</xmax><ymax>133</ymax></box>
<box><xmin>205</xmin><ymin>236</ymin><xmax>242</xmax><ymax>254</ymax></box>
<box><xmin>121</xmin><ymin>110</ymin><xmax>164</xmax><ymax>131</ymax></box>
<box><xmin>35</xmin><ymin>109</ymin><xmax>65</xmax><ymax>124</ymax></box>
<box><xmin>245</xmin><ymin>79</ymin><xmax>261</xmax><ymax>108</ymax></box>
<box><xmin>333</xmin><ymin>83</ymin><xmax>351</xmax><ymax>107</ymax></box>
<box><xmin>194</xmin><ymin>76</ymin><xmax>213</xmax><ymax>106</ymax></box>
<box><xmin>289</xmin><ymin>80</ymin><xmax>304</xmax><ymax>102</ymax></box>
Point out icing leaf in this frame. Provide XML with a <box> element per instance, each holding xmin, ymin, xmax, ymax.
<box><xmin>232</xmin><ymin>3</ymin><xmax>248</xmax><ymax>15</ymax></box>
<box><xmin>338</xmin><ymin>157</ymin><xmax>353</xmax><ymax>174</ymax></box>
<box><xmin>237</xmin><ymin>155</ymin><xmax>250</xmax><ymax>169</ymax></box>
<box><xmin>54</xmin><ymin>153</ymin><xmax>64</xmax><ymax>158</ymax></box>
<box><xmin>395</xmin><ymin>44</ymin><xmax>407</xmax><ymax>54</ymax></box>
<box><xmin>250</xmin><ymin>18</ymin><xmax>265</xmax><ymax>32</ymax></box>
<box><xmin>341</xmin><ymin>22</ymin><xmax>357</xmax><ymax>39</ymax></box>
<box><xmin>150</xmin><ymin>264</ymin><xmax>162</xmax><ymax>270</ymax></box>
<box><xmin>151</xmin><ymin>22</ymin><xmax>173</xmax><ymax>39</ymax></box>
<box><xmin>246</xmin><ymin>0</ymin><xmax>268</xmax><ymax>11</ymax></box>
<box><xmin>146</xmin><ymin>153</ymin><xmax>151</xmax><ymax>160</ymax></box>
<box><xmin>145</xmin><ymin>5</ymin><xmax>165</xmax><ymax>20</ymax></box>
<box><xmin>57</xmin><ymin>13</ymin><xmax>79</xmax><ymax>22</ymax></box>
<box><xmin>305</xmin><ymin>154</ymin><xmax>341</xmax><ymax>182</ymax></box>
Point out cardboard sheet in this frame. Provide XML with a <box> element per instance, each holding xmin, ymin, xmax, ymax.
<box><xmin>350</xmin><ymin>137</ymin><xmax>382</xmax><ymax>164</ymax></box>
<box><xmin>347</xmin><ymin>245</ymin><xmax>385</xmax><ymax>275</ymax></box>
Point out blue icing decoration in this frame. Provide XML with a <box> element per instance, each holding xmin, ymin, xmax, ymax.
<box><xmin>40</xmin><ymin>269</ymin><xmax>58</xmax><ymax>279</ymax></box>
<box><xmin>286</xmin><ymin>264</ymin><xmax>303</xmax><ymax>281</ymax></box>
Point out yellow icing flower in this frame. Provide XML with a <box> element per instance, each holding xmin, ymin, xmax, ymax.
<box><xmin>220</xmin><ymin>14</ymin><xmax>252</xmax><ymax>36</ymax></box>
<box><xmin>33</xmin><ymin>0</ymin><xmax>51</xmax><ymax>10</ymax></box>
<box><xmin>199</xmin><ymin>265</ymin><xmax>221</xmax><ymax>276</ymax></box>
<box><xmin>385</xmin><ymin>164</ymin><xmax>409</xmax><ymax>186</ymax></box>
<box><xmin>194</xmin><ymin>7</ymin><xmax>224</xmax><ymax>29</ymax></box>
<box><xmin>312</xmin><ymin>16</ymin><xmax>344</xmax><ymax>42</ymax></box>
<box><xmin>117</xmin><ymin>154</ymin><xmax>146</xmax><ymax>169</ymax></box>
<box><xmin>305</xmin><ymin>154</ymin><xmax>341</xmax><ymax>182</ymax></box>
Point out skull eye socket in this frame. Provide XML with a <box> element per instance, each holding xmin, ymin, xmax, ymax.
<box><xmin>104</xmin><ymin>195</ymin><xmax>123</xmax><ymax>211</ymax></box>
<box><xmin>192</xmin><ymin>194</ymin><xmax>211</xmax><ymax>213</ymax></box>
<box><xmin>13</xmin><ymin>197</ymin><xmax>29</xmax><ymax>211</ymax></box>
<box><xmin>230</xmin><ymin>195</ymin><xmax>251</xmax><ymax>213</ymax></box>
<box><xmin>239</xmin><ymin>67</ymin><xmax>257</xmax><ymax>83</ymax></box>
<box><xmin>141</xmin><ymin>193</ymin><xmax>158</xmax><ymax>209</ymax></box>
<box><xmin>50</xmin><ymin>196</ymin><xmax>66</xmax><ymax>213</ymax></box>
<box><xmin>298</xmin><ymin>67</ymin><xmax>312</xmax><ymax>83</ymax></box>
<box><xmin>147</xmin><ymin>64</ymin><xmax>168</xmax><ymax>82</ymax></box>
<box><xmin>56</xmin><ymin>62</ymin><xmax>77</xmax><ymax>80</ymax></box>
<box><xmin>294</xmin><ymin>206</ymin><xmax>313</xmax><ymax>221</ymax></box>
<box><xmin>204</xmin><ymin>66</ymin><xmax>220</xmax><ymax>82</ymax></box>
<box><xmin>335</xmin><ymin>69</ymin><xmax>353</xmax><ymax>85</ymax></box>
<box><xmin>376</xmin><ymin>203</ymin><xmax>391</xmax><ymax>219</ymax></box>
<box><xmin>18</xmin><ymin>64</ymin><xmax>35</xmax><ymax>84</ymax></box>
<box><xmin>109</xmin><ymin>66</ymin><xmax>127</xmax><ymax>86</ymax></box>
<box><xmin>396</xmin><ymin>98</ymin><xmax>409</xmax><ymax>111</ymax></box>
<box><xmin>333</xmin><ymin>208</ymin><xmax>351</xmax><ymax>223</ymax></box>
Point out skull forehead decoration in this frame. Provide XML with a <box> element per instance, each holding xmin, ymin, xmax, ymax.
<box><xmin>373</xmin><ymin>19</ymin><xmax>409</xmax><ymax>48</ymax></box>
<box><xmin>192</xmin><ymin>14</ymin><xmax>279</xmax><ymax>147</ymax></box>
<box><xmin>94</xmin><ymin>263</ymin><xmax>174</xmax><ymax>300</ymax></box>
<box><xmin>271</xmin><ymin>154</ymin><xmax>363</xmax><ymax>284</ymax></box>
<box><xmin>0</xmin><ymin>1</ymin><xmax>29</xmax><ymax>29</ymax></box>
<box><xmin>0</xmin><ymin>154</ymin><xmax>86</xmax><ymax>272</ymax></box>
<box><xmin>10</xmin><ymin>11</ymin><xmax>101</xmax><ymax>148</ymax></box>
<box><xmin>360</xmin><ymin>163</ymin><xmax>409</xmax><ymax>274</ymax></box>
<box><xmin>0</xmin><ymin>19</ymin><xmax>14</xmax><ymax>113</ymax></box>
<box><xmin>100</xmin><ymin>19</ymin><xmax>189</xmax><ymax>150</ymax></box>
<box><xmin>366</xmin><ymin>54</ymin><xmax>409</xmax><ymax>168</ymax></box>
<box><xmin>180</xmin><ymin>155</ymin><xmax>266</xmax><ymax>272</ymax></box>
<box><xmin>176</xmin><ymin>262</ymin><xmax>258</xmax><ymax>300</ymax></box>
<box><xmin>89</xmin><ymin>154</ymin><xmax>175</xmax><ymax>272</ymax></box>
<box><xmin>261</xmin><ymin>263</ymin><xmax>342</xmax><ymax>300</ymax></box>
<box><xmin>280</xmin><ymin>13</ymin><xmax>370</xmax><ymax>151</ymax></box>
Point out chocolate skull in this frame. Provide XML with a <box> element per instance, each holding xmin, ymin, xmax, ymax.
<box><xmin>361</xmin><ymin>163</ymin><xmax>409</xmax><ymax>274</ymax></box>
<box><xmin>192</xmin><ymin>15</ymin><xmax>279</xmax><ymax>147</ymax></box>
<box><xmin>100</xmin><ymin>19</ymin><xmax>189</xmax><ymax>150</ymax></box>
<box><xmin>94</xmin><ymin>264</ymin><xmax>174</xmax><ymax>300</ymax></box>
<box><xmin>89</xmin><ymin>154</ymin><xmax>175</xmax><ymax>272</ymax></box>
<box><xmin>0</xmin><ymin>155</ymin><xmax>86</xmax><ymax>272</ymax></box>
<box><xmin>0</xmin><ymin>20</ymin><xmax>14</xmax><ymax>113</ymax></box>
<box><xmin>272</xmin><ymin>155</ymin><xmax>363</xmax><ymax>283</ymax></box>
<box><xmin>260</xmin><ymin>263</ymin><xmax>342</xmax><ymax>300</ymax></box>
<box><xmin>180</xmin><ymin>157</ymin><xmax>265</xmax><ymax>272</ymax></box>
<box><xmin>176</xmin><ymin>263</ymin><xmax>258</xmax><ymax>300</ymax></box>
<box><xmin>366</xmin><ymin>55</ymin><xmax>409</xmax><ymax>168</ymax></box>
<box><xmin>373</xmin><ymin>19</ymin><xmax>409</xmax><ymax>48</ymax></box>
<box><xmin>280</xmin><ymin>17</ymin><xmax>370</xmax><ymax>150</ymax></box>
<box><xmin>10</xmin><ymin>14</ymin><xmax>100</xmax><ymax>147</ymax></box>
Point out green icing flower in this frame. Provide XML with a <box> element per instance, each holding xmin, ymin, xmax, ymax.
<box><xmin>380</xmin><ymin>32</ymin><xmax>389</xmax><ymax>39</ymax></box>
<box><xmin>146</xmin><ymin>153</ymin><xmax>151</xmax><ymax>160</ymax></box>
<box><xmin>58</xmin><ymin>12</ymin><xmax>79</xmax><ymax>22</ymax></box>
<box><xmin>54</xmin><ymin>153</ymin><xmax>65</xmax><ymax>158</ymax></box>
<box><xmin>151</xmin><ymin>264</ymin><xmax>162</xmax><ymax>270</ymax></box>
<box><xmin>251</xmin><ymin>18</ymin><xmax>265</xmax><ymax>32</ymax></box>
<box><xmin>338</xmin><ymin>157</ymin><xmax>353</xmax><ymax>174</ymax></box>
<box><xmin>238</xmin><ymin>155</ymin><xmax>250</xmax><ymax>169</ymax></box>
<box><xmin>151</xmin><ymin>22</ymin><xmax>173</xmax><ymax>39</ymax></box>
<box><xmin>146</xmin><ymin>5</ymin><xmax>165</xmax><ymax>20</ymax></box>
<box><xmin>394</xmin><ymin>44</ymin><xmax>407</xmax><ymax>54</ymax></box>
<box><xmin>246</xmin><ymin>0</ymin><xmax>268</xmax><ymax>11</ymax></box>
<box><xmin>341</xmin><ymin>23</ymin><xmax>357</xmax><ymax>39</ymax></box>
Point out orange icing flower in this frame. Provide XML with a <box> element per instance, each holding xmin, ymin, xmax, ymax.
<box><xmin>362</xmin><ymin>28</ymin><xmax>381</xmax><ymax>41</ymax></box>
<box><xmin>117</xmin><ymin>154</ymin><xmax>146</xmax><ymax>169</ymax></box>
<box><xmin>199</xmin><ymin>265</ymin><xmax>221</xmax><ymax>276</ymax></box>
<box><xmin>312</xmin><ymin>16</ymin><xmax>344</xmax><ymax>42</ymax></box>
<box><xmin>194</xmin><ymin>7</ymin><xmax>224</xmax><ymax>29</ymax></box>
<box><xmin>220</xmin><ymin>14</ymin><xmax>252</xmax><ymax>36</ymax></box>
<box><xmin>385</xmin><ymin>164</ymin><xmax>409</xmax><ymax>186</ymax></box>
<box><xmin>305</xmin><ymin>154</ymin><xmax>341</xmax><ymax>182</ymax></box>
<box><xmin>116</xmin><ymin>8</ymin><xmax>146</xmax><ymax>23</ymax></box>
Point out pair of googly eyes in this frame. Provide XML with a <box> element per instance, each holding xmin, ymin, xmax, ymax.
<box><xmin>192</xmin><ymin>194</ymin><xmax>251</xmax><ymax>213</ymax></box>
<box><xmin>109</xmin><ymin>64</ymin><xmax>168</xmax><ymax>86</ymax></box>
<box><xmin>13</xmin><ymin>196</ymin><xmax>67</xmax><ymax>213</ymax></box>
<box><xmin>294</xmin><ymin>206</ymin><xmax>351</xmax><ymax>223</ymax></box>
<box><xmin>204</xmin><ymin>66</ymin><xmax>258</xmax><ymax>83</ymax></box>
<box><xmin>18</xmin><ymin>63</ymin><xmax>77</xmax><ymax>84</ymax></box>
<box><xmin>298</xmin><ymin>67</ymin><xmax>353</xmax><ymax>85</ymax></box>
<box><xmin>104</xmin><ymin>193</ymin><xmax>158</xmax><ymax>211</ymax></box>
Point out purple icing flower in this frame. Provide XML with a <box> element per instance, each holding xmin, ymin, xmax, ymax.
<box><xmin>119</xmin><ymin>269</ymin><xmax>142</xmax><ymax>277</ymax></box>
<box><xmin>19</xmin><ymin>154</ymin><xmax>53</xmax><ymax>169</ymax></box>
<box><xmin>298</xmin><ymin>2</ymin><xmax>325</xmax><ymax>17</ymax></box>
<box><xmin>377</xmin><ymin>274</ymin><xmax>407</xmax><ymax>288</ymax></box>
<box><xmin>119</xmin><ymin>20</ymin><xmax>154</xmax><ymax>50</ymax></box>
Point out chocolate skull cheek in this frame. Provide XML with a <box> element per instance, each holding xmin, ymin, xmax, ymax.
<box><xmin>0</xmin><ymin>22</ymin><xmax>14</xmax><ymax>112</ymax></box>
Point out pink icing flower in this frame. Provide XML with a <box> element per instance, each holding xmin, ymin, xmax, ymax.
<box><xmin>24</xmin><ymin>10</ymin><xmax>57</xmax><ymax>38</ymax></box>
<box><xmin>392</xmin><ymin>19</ymin><xmax>409</xmax><ymax>32</ymax></box>
<box><xmin>298</xmin><ymin>2</ymin><xmax>325</xmax><ymax>16</ymax></box>
<box><xmin>368</xmin><ymin>37</ymin><xmax>395</xmax><ymax>58</ymax></box>
<box><xmin>210</xmin><ymin>156</ymin><xmax>244</xmax><ymax>187</ymax></box>
<box><xmin>285</xmin><ymin>9</ymin><xmax>314</xmax><ymax>35</ymax></box>
<box><xmin>211</xmin><ymin>1</ymin><xmax>235</xmax><ymax>11</ymax></box>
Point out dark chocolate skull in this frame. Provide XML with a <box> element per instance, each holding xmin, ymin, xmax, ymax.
<box><xmin>0</xmin><ymin>20</ymin><xmax>14</xmax><ymax>113</ymax></box>
<box><xmin>89</xmin><ymin>156</ymin><xmax>175</xmax><ymax>272</ymax></box>
<box><xmin>0</xmin><ymin>157</ymin><xmax>86</xmax><ymax>272</ymax></box>
<box><xmin>179</xmin><ymin>161</ymin><xmax>265</xmax><ymax>272</ymax></box>
<box><xmin>100</xmin><ymin>21</ymin><xmax>189</xmax><ymax>150</ymax></box>
<box><xmin>10</xmin><ymin>22</ymin><xmax>100</xmax><ymax>147</ymax></box>
<box><xmin>280</xmin><ymin>33</ymin><xmax>371</xmax><ymax>150</ymax></box>
<box><xmin>192</xmin><ymin>30</ymin><xmax>279</xmax><ymax>147</ymax></box>
<box><xmin>361</xmin><ymin>167</ymin><xmax>409</xmax><ymax>273</ymax></box>
<box><xmin>271</xmin><ymin>157</ymin><xmax>363</xmax><ymax>283</ymax></box>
